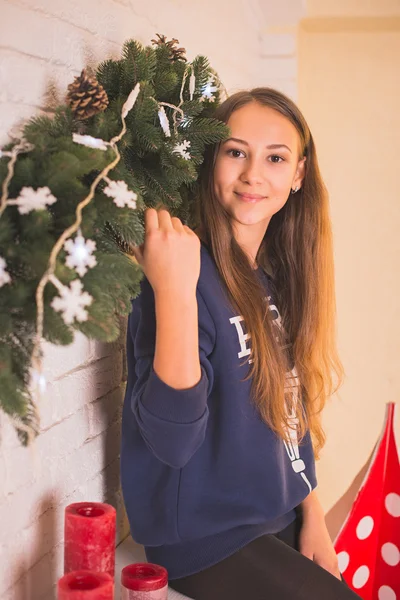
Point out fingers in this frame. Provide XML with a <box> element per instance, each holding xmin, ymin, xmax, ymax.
<box><xmin>144</xmin><ymin>207</ymin><xmax>186</xmax><ymax>233</ymax></box>
<box><xmin>158</xmin><ymin>209</ymin><xmax>174</xmax><ymax>231</ymax></box>
<box><xmin>183</xmin><ymin>224</ymin><xmax>196</xmax><ymax>236</ymax></box>
<box><xmin>131</xmin><ymin>208</ymin><xmax>189</xmax><ymax>271</ymax></box>
<box><xmin>326</xmin><ymin>567</ymin><xmax>341</xmax><ymax>580</ymax></box>
<box><xmin>334</xmin><ymin>567</ymin><xmax>342</xmax><ymax>581</ymax></box>
<box><xmin>317</xmin><ymin>560</ymin><xmax>341</xmax><ymax>580</ymax></box>
<box><xmin>171</xmin><ymin>216</ymin><xmax>185</xmax><ymax>232</ymax></box>
<box><xmin>144</xmin><ymin>208</ymin><xmax>160</xmax><ymax>232</ymax></box>
<box><xmin>301</xmin><ymin>550</ymin><xmax>314</xmax><ymax>561</ymax></box>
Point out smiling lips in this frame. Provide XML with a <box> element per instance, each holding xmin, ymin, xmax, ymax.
<box><xmin>235</xmin><ymin>192</ymin><xmax>265</xmax><ymax>203</ymax></box>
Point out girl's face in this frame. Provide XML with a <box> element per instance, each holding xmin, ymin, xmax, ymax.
<box><xmin>213</xmin><ymin>101</ymin><xmax>306</xmax><ymax>231</ymax></box>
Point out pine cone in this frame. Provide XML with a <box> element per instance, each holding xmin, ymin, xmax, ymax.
<box><xmin>67</xmin><ymin>69</ymin><xmax>109</xmax><ymax>120</ymax></box>
<box><xmin>151</xmin><ymin>33</ymin><xmax>187</xmax><ymax>63</ymax></box>
<box><xmin>169</xmin><ymin>44</ymin><xmax>187</xmax><ymax>63</ymax></box>
<box><xmin>151</xmin><ymin>33</ymin><xmax>168</xmax><ymax>46</ymax></box>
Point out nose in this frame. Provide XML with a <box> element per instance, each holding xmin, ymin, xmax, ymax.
<box><xmin>239</xmin><ymin>157</ymin><xmax>264</xmax><ymax>186</ymax></box>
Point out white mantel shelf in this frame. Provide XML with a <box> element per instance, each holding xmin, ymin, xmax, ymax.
<box><xmin>115</xmin><ymin>536</ymin><xmax>192</xmax><ymax>600</ymax></box>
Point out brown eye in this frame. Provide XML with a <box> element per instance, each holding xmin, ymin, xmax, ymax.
<box><xmin>269</xmin><ymin>155</ymin><xmax>284</xmax><ymax>163</ymax></box>
<box><xmin>227</xmin><ymin>149</ymin><xmax>245</xmax><ymax>158</ymax></box>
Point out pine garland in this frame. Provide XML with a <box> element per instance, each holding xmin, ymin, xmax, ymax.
<box><xmin>0</xmin><ymin>35</ymin><xmax>229</xmax><ymax>444</ymax></box>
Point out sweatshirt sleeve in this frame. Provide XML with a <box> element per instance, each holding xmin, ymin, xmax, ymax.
<box><xmin>128</xmin><ymin>276</ymin><xmax>216</xmax><ymax>469</ymax></box>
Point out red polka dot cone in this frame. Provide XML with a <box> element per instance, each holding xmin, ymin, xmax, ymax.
<box><xmin>334</xmin><ymin>403</ymin><xmax>400</xmax><ymax>599</ymax></box>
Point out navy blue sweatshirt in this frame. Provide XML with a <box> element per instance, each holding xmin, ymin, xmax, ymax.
<box><xmin>121</xmin><ymin>241</ymin><xmax>317</xmax><ymax>579</ymax></box>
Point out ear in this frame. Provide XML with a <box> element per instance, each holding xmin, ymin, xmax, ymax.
<box><xmin>292</xmin><ymin>156</ymin><xmax>306</xmax><ymax>190</ymax></box>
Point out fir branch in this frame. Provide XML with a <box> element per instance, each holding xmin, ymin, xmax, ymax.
<box><xmin>0</xmin><ymin>33</ymin><xmax>228</xmax><ymax>444</ymax></box>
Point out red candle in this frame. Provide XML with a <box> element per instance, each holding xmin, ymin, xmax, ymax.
<box><xmin>121</xmin><ymin>564</ymin><xmax>168</xmax><ymax>599</ymax></box>
<box><xmin>64</xmin><ymin>502</ymin><xmax>116</xmax><ymax>577</ymax></box>
<box><xmin>58</xmin><ymin>570</ymin><xmax>113</xmax><ymax>599</ymax></box>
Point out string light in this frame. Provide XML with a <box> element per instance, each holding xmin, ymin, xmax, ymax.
<box><xmin>158</xmin><ymin>106</ymin><xmax>171</xmax><ymax>137</ymax></box>
<box><xmin>122</xmin><ymin>82</ymin><xmax>141</xmax><ymax>119</ymax></box>
<box><xmin>72</xmin><ymin>133</ymin><xmax>109</xmax><ymax>151</ymax></box>
<box><xmin>0</xmin><ymin>140</ymin><xmax>34</xmax><ymax>218</ymax></box>
<box><xmin>0</xmin><ymin>81</ymin><xmax>143</xmax><ymax>427</ymax></box>
<box><xmin>1</xmin><ymin>56</ymin><xmax>225</xmax><ymax>441</ymax></box>
<box><xmin>189</xmin><ymin>69</ymin><xmax>196</xmax><ymax>101</ymax></box>
<box><xmin>29</xmin><ymin>84</ymin><xmax>142</xmax><ymax>417</ymax></box>
<box><xmin>30</xmin><ymin>368</ymin><xmax>47</xmax><ymax>395</ymax></box>
<box><xmin>156</xmin><ymin>102</ymin><xmax>185</xmax><ymax>137</ymax></box>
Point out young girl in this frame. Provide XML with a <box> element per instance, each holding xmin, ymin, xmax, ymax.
<box><xmin>121</xmin><ymin>88</ymin><xmax>360</xmax><ymax>599</ymax></box>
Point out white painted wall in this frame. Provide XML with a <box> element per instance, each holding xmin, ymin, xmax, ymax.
<box><xmin>0</xmin><ymin>1</ymin><xmax>301</xmax><ymax>597</ymax></box>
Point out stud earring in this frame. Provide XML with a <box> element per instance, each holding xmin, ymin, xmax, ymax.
<box><xmin>291</xmin><ymin>186</ymin><xmax>300</xmax><ymax>194</ymax></box>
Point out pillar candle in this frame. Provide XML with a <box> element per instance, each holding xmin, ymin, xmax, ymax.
<box><xmin>121</xmin><ymin>564</ymin><xmax>168</xmax><ymax>600</ymax></box>
<box><xmin>64</xmin><ymin>502</ymin><xmax>116</xmax><ymax>577</ymax></box>
<box><xmin>58</xmin><ymin>570</ymin><xmax>113</xmax><ymax>600</ymax></box>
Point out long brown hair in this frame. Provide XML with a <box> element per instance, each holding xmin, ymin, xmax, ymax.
<box><xmin>194</xmin><ymin>88</ymin><xmax>344</xmax><ymax>457</ymax></box>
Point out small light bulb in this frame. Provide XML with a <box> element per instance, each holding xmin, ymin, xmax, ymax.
<box><xmin>31</xmin><ymin>369</ymin><xmax>47</xmax><ymax>395</ymax></box>
<box><xmin>90</xmin><ymin>137</ymin><xmax>106</xmax><ymax>149</ymax></box>
<box><xmin>38</xmin><ymin>373</ymin><xmax>47</xmax><ymax>394</ymax></box>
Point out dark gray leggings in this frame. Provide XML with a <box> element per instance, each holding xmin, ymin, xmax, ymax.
<box><xmin>169</xmin><ymin>518</ymin><xmax>361</xmax><ymax>600</ymax></box>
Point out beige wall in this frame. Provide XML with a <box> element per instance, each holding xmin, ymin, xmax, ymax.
<box><xmin>298</xmin><ymin>17</ymin><xmax>400</xmax><ymax>524</ymax></box>
<box><xmin>306</xmin><ymin>0</ymin><xmax>400</xmax><ymax>18</ymax></box>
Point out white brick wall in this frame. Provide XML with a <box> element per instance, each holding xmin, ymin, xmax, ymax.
<box><xmin>0</xmin><ymin>0</ymin><xmax>301</xmax><ymax>597</ymax></box>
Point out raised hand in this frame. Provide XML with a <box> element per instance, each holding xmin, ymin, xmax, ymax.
<box><xmin>131</xmin><ymin>208</ymin><xmax>201</xmax><ymax>298</ymax></box>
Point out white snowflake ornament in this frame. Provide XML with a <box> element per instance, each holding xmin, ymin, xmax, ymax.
<box><xmin>173</xmin><ymin>140</ymin><xmax>191</xmax><ymax>160</ymax></box>
<box><xmin>103</xmin><ymin>180</ymin><xmax>137</xmax><ymax>209</ymax></box>
<box><xmin>51</xmin><ymin>279</ymin><xmax>93</xmax><ymax>325</ymax></box>
<box><xmin>12</xmin><ymin>186</ymin><xmax>57</xmax><ymax>214</ymax></box>
<box><xmin>64</xmin><ymin>232</ymin><xmax>97</xmax><ymax>277</ymax></box>
<box><xmin>0</xmin><ymin>257</ymin><xmax>11</xmax><ymax>287</ymax></box>
<box><xmin>200</xmin><ymin>76</ymin><xmax>218</xmax><ymax>103</ymax></box>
